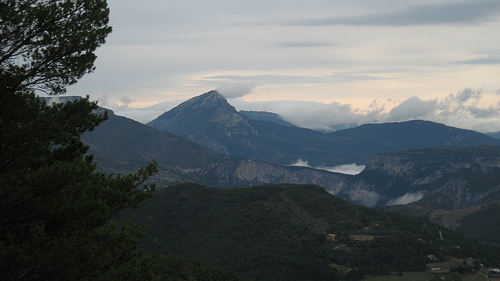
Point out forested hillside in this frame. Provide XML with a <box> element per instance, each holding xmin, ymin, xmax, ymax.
<box><xmin>122</xmin><ymin>184</ymin><xmax>500</xmax><ymax>281</ymax></box>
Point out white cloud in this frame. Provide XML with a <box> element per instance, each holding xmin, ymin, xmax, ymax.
<box><xmin>216</xmin><ymin>82</ymin><xmax>256</xmax><ymax>99</ymax></box>
<box><xmin>232</xmin><ymin>99</ymin><xmax>384</xmax><ymax>132</ymax></box>
<box><xmin>348</xmin><ymin>189</ymin><xmax>381</xmax><ymax>207</ymax></box>
<box><xmin>321</xmin><ymin>164</ymin><xmax>365</xmax><ymax>175</ymax></box>
<box><xmin>290</xmin><ymin>159</ymin><xmax>365</xmax><ymax>175</ymax></box>
<box><xmin>290</xmin><ymin>159</ymin><xmax>311</xmax><ymax>167</ymax></box>
<box><xmin>386</xmin><ymin>191</ymin><xmax>425</xmax><ymax>206</ymax></box>
<box><xmin>386</xmin><ymin>97</ymin><xmax>438</xmax><ymax>121</ymax></box>
<box><xmin>101</xmin><ymin>100</ymin><xmax>183</xmax><ymax>123</ymax></box>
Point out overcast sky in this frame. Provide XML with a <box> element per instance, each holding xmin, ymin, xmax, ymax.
<box><xmin>66</xmin><ymin>0</ymin><xmax>500</xmax><ymax>133</ymax></box>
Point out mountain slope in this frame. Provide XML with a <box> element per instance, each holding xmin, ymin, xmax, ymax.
<box><xmin>82</xmin><ymin>108</ymin><xmax>227</xmax><ymax>173</ymax></box>
<box><xmin>81</xmin><ymin>106</ymin><xmax>350</xmax><ymax>191</ymax></box>
<box><xmin>148</xmin><ymin>91</ymin><xmax>333</xmax><ymax>163</ymax></box>
<box><xmin>487</xmin><ymin>131</ymin><xmax>500</xmax><ymax>139</ymax></box>
<box><xmin>148</xmin><ymin>91</ymin><xmax>500</xmax><ymax>166</ymax></box>
<box><xmin>123</xmin><ymin>183</ymin><xmax>500</xmax><ymax>281</ymax></box>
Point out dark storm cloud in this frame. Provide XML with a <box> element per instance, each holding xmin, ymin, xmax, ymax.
<box><xmin>280</xmin><ymin>1</ymin><xmax>500</xmax><ymax>26</ymax></box>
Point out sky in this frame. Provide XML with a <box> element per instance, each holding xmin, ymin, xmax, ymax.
<box><xmin>66</xmin><ymin>0</ymin><xmax>500</xmax><ymax>133</ymax></box>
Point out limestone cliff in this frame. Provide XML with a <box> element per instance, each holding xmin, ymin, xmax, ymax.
<box><xmin>346</xmin><ymin>146</ymin><xmax>500</xmax><ymax>208</ymax></box>
<box><xmin>192</xmin><ymin>158</ymin><xmax>350</xmax><ymax>195</ymax></box>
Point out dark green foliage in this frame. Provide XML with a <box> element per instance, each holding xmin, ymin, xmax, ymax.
<box><xmin>123</xmin><ymin>183</ymin><xmax>500</xmax><ymax>281</ymax></box>
<box><xmin>0</xmin><ymin>93</ymin><xmax>158</xmax><ymax>280</ymax></box>
<box><xmin>0</xmin><ymin>0</ymin><xmax>112</xmax><ymax>94</ymax></box>
<box><xmin>1</xmin><ymin>1</ymin><xmax>158</xmax><ymax>279</ymax></box>
<box><xmin>457</xmin><ymin>203</ymin><xmax>500</xmax><ymax>244</ymax></box>
<box><xmin>151</xmin><ymin>254</ymin><xmax>250</xmax><ymax>281</ymax></box>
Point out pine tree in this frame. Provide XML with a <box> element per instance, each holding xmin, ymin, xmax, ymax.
<box><xmin>0</xmin><ymin>1</ymin><xmax>158</xmax><ymax>280</ymax></box>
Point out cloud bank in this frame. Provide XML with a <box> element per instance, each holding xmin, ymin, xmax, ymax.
<box><xmin>231</xmin><ymin>87</ymin><xmax>500</xmax><ymax>133</ymax></box>
<box><xmin>91</xmin><ymin>87</ymin><xmax>500</xmax><ymax>134</ymax></box>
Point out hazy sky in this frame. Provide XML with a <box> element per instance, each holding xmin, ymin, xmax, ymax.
<box><xmin>67</xmin><ymin>0</ymin><xmax>500</xmax><ymax>132</ymax></box>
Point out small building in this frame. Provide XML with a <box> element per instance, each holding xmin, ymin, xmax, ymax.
<box><xmin>427</xmin><ymin>255</ymin><xmax>437</xmax><ymax>261</ymax></box>
<box><xmin>327</xmin><ymin>234</ymin><xmax>337</xmax><ymax>241</ymax></box>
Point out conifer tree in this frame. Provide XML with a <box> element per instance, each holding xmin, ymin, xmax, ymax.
<box><xmin>0</xmin><ymin>1</ymin><xmax>157</xmax><ymax>280</ymax></box>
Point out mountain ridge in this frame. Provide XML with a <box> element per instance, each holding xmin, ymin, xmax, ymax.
<box><xmin>148</xmin><ymin>90</ymin><xmax>500</xmax><ymax>166</ymax></box>
<box><xmin>78</xmin><ymin>97</ymin><xmax>500</xmax><ymax>243</ymax></box>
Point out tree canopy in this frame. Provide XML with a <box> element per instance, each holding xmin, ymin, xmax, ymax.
<box><xmin>0</xmin><ymin>1</ymin><xmax>158</xmax><ymax>280</ymax></box>
<box><xmin>0</xmin><ymin>0</ymin><xmax>112</xmax><ymax>95</ymax></box>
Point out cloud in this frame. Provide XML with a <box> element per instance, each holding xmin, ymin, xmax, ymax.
<box><xmin>94</xmin><ymin>85</ymin><xmax>500</xmax><ymax>133</ymax></box>
<box><xmin>322</xmin><ymin>164</ymin><xmax>365</xmax><ymax>175</ymax></box>
<box><xmin>232</xmin><ymin>87</ymin><xmax>500</xmax><ymax>133</ymax></box>
<box><xmin>386</xmin><ymin>97</ymin><xmax>439</xmax><ymax>121</ymax></box>
<box><xmin>277</xmin><ymin>41</ymin><xmax>333</xmax><ymax>48</ymax></box>
<box><xmin>290</xmin><ymin>159</ymin><xmax>311</xmax><ymax>167</ymax></box>
<box><xmin>280</xmin><ymin>1</ymin><xmax>500</xmax><ymax>26</ymax></box>
<box><xmin>231</xmin><ymin>97</ymin><xmax>391</xmax><ymax>132</ymax></box>
<box><xmin>348</xmin><ymin>189</ymin><xmax>381</xmax><ymax>207</ymax></box>
<box><xmin>102</xmin><ymin>100</ymin><xmax>183</xmax><ymax>123</ymax></box>
<box><xmin>454</xmin><ymin>87</ymin><xmax>480</xmax><ymax>103</ymax></box>
<box><xmin>290</xmin><ymin>159</ymin><xmax>365</xmax><ymax>175</ymax></box>
<box><xmin>386</xmin><ymin>191</ymin><xmax>425</xmax><ymax>206</ymax></box>
<box><xmin>119</xmin><ymin>95</ymin><xmax>133</xmax><ymax>106</ymax></box>
<box><xmin>454</xmin><ymin>55</ymin><xmax>500</xmax><ymax>65</ymax></box>
<box><xmin>206</xmin><ymin>73</ymin><xmax>384</xmax><ymax>85</ymax></box>
<box><xmin>216</xmin><ymin>82</ymin><xmax>256</xmax><ymax>98</ymax></box>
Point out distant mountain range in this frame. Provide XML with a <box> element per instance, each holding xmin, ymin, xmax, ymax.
<box><xmin>148</xmin><ymin>90</ymin><xmax>500</xmax><ymax>166</ymax></box>
<box><xmin>80</xmin><ymin>92</ymin><xmax>500</xmax><ymax>208</ymax></box>
<box><xmin>76</xmin><ymin>94</ymin><xmax>500</xmax><ymax>244</ymax></box>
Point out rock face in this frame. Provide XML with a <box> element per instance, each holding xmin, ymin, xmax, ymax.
<box><xmin>201</xmin><ymin>158</ymin><xmax>350</xmax><ymax>195</ymax></box>
<box><xmin>343</xmin><ymin>146</ymin><xmax>500</xmax><ymax>208</ymax></box>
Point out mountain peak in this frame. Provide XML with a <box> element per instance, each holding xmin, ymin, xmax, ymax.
<box><xmin>181</xmin><ymin>90</ymin><xmax>236</xmax><ymax>113</ymax></box>
<box><xmin>147</xmin><ymin>90</ymin><xmax>247</xmax><ymax>139</ymax></box>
